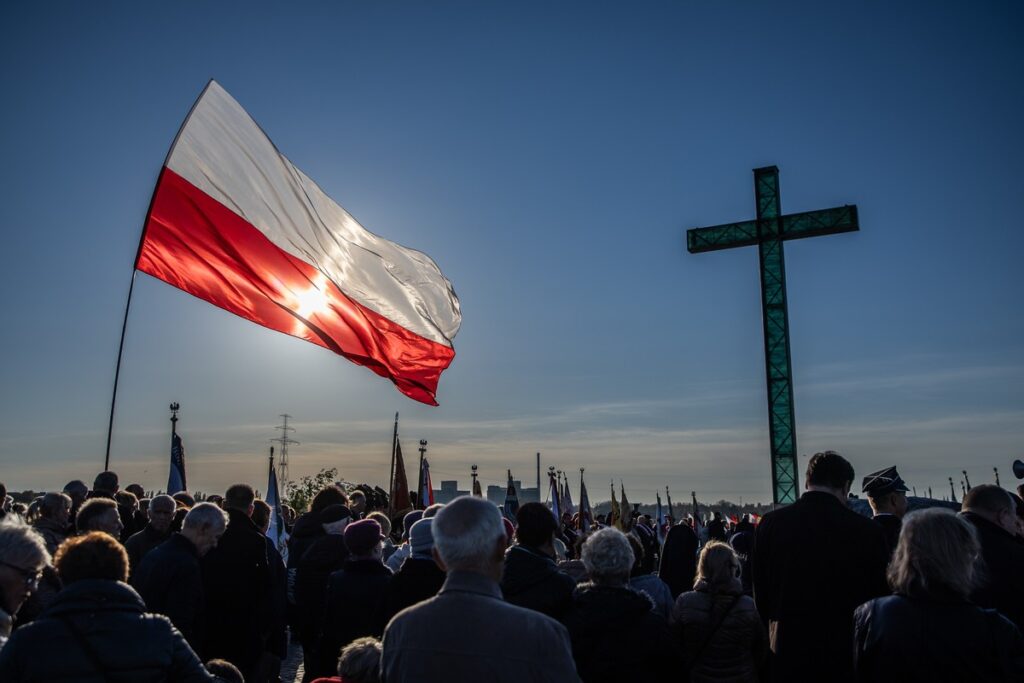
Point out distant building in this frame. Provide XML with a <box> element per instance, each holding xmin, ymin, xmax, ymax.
<box><xmin>485</xmin><ymin>480</ymin><xmax>539</xmax><ymax>506</ymax></box>
<box><xmin>433</xmin><ymin>480</ymin><xmax>469</xmax><ymax>504</ymax></box>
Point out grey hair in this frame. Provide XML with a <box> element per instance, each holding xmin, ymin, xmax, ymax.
<box><xmin>40</xmin><ymin>492</ymin><xmax>71</xmax><ymax>518</ymax></box>
<box><xmin>182</xmin><ymin>502</ymin><xmax>228</xmax><ymax>532</ymax></box>
<box><xmin>0</xmin><ymin>518</ymin><xmax>50</xmax><ymax>569</ymax></box>
<box><xmin>581</xmin><ymin>528</ymin><xmax>634</xmax><ymax>584</ymax></box>
<box><xmin>888</xmin><ymin>508</ymin><xmax>979</xmax><ymax>599</ymax></box>
<box><xmin>149</xmin><ymin>494</ymin><xmax>176</xmax><ymax>513</ymax></box>
<box><xmin>432</xmin><ymin>497</ymin><xmax>504</xmax><ymax>571</ymax></box>
<box><xmin>337</xmin><ymin>636</ymin><xmax>382</xmax><ymax>682</ymax></box>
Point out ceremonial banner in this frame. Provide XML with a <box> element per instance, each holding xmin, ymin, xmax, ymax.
<box><xmin>266</xmin><ymin>457</ymin><xmax>289</xmax><ymax>565</ymax></box>
<box><xmin>167</xmin><ymin>432</ymin><xmax>186</xmax><ymax>494</ymax></box>
<box><xmin>548</xmin><ymin>473</ymin><xmax>561</xmax><ymax>520</ymax></box>
<box><xmin>579</xmin><ymin>475</ymin><xmax>592</xmax><ymax>533</ymax></box>
<box><xmin>138</xmin><ymin>81</ymin><xmax>461</xmax><ymax>405</ymax></box>
<box><xmin>419</xmin><ymin>457</ymin><xmax>434</xmax><ymax>507</ymax></box>
<box><xmin>503</xmin><ymin>470</ymin><xmax>519</xmax><ymax>520</ymax></box>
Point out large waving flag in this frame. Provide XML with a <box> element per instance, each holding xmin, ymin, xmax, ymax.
<box><xmin>137</xmin><ymin>81</ymin><xmax>461</xmax><ymax>405</ymax></box>
<box><xmin>266</xmin><ymin>454</ymin><xmax>289</xmax><ymax>565</ymax></box>
<box><xmin>167</xmin><ymin>432</ymin><xmax>187</xmax><ymax>494</ymax></box>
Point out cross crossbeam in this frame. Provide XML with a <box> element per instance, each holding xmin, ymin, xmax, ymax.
<box><xmin>687</xmin><ymin>166</ymin><xmax>859</xmax><ymax>504</ymax></box>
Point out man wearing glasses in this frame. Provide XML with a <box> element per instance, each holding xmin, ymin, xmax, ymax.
<box><xmin>0</xmin><ymin>520</ymin><xmax>50</xmax><ymax>650</ymax></box>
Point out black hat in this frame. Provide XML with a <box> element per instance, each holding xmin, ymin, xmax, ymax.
<box><xmin>320</xmin><ymin>504</ymin><xmax>352</xmax><ymax>524</ymax></box>
<box><xmin>862</xmin><ymin>466</ymin><xmax>910</xmax><ymax>497</ymax></box>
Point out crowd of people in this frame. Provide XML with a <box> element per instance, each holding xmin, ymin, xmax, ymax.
<box><xmin>1</xmin><ymin>450</ymin><xmax>1023</xmax><ymax>682</ymax></box>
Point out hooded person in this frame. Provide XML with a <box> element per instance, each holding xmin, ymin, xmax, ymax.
<box><xmin>380</xmin><ymin>518</ymin><xmax>446</xmax><ymax>624</ymax></box>
<box><xmin>659</xmin><ymin>522</ymin><xmax>699</xmax><ymax>599</ymax></box>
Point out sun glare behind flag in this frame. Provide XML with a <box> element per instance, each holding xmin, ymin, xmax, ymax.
<box><xmin>168</xmin><ymin>432</ymin><xmax>186</xmax><ymax>495</ymax></box>
<box><xmin>137</xmin><ymin>81</ymin><xmax>461</xmax><ymax>405</ymax></box>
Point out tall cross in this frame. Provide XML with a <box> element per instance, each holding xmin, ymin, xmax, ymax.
<box><xmin>688</xmin><ymin>166</ymin><xmax>859</xmax><ymax>504</ymax></box>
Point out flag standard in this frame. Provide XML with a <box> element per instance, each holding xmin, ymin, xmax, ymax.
<box><xmin>503</xmin><ymin>470</ymin><xmax>520</xmax><ymax>520</ymax></box>
<box><xmin>548</xmin><ymin>472</ymin><xmax>561</xmax><ymax>520</ymax></box>
<box><xmin>562</xmin><ymin>476</ymin><xmax>575</xmax><ymax>516</ymax></box>
<box><xmin>620</xmin><ymin>481</ymin><xmax>633</xmax><ymax>531</ymax></box>
<box><xmin>610</xmin><ymin>482</ymin><xmax>622</xmax><ymax>530</ymax></box>
<box><xmin>659</xmin><ymin>491</ymin><xmax>667</xmax><ymax>544</ymax></box>
<box><xmin>168</xmin><ymin>432</ymin><xmax>186</xmax><ymax>495</ymax></box>
<box><xmin>419</xmin><ymin>457</ymin><xmax>434</xmax><ymax>507</ymax></box>
<box><xmin>137</xmin><ymin>81</ymin><xmax>461</xmax><ymax>405</ymax></box>
<box><xmin>266</xmin><ymin>451</ymin><xmax>289</xmax><ymax>565</ymax></box>
<box><xmin>579</xmin><ymin>472</ymin><xmax>592</xmax><ymax>533</ymax></box>
<box><xmin>472</xmin><ymin>477</ymin><xmax>483</xmax><ymax>498</ymax></box>
<box><xmin>391</xmin><ymin>439</ymin><xmax>412</xmax><ymax>514</ymax></box>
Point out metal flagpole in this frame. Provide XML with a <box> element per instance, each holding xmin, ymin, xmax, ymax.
<box><xmin>388</xmin><ymin>413</ymin><xmax>399</xmax><ymax>514</ymax></box>
<box><xmin>104</xmin><ymin>81</ymin><xmax>214</xmax><ymax>471</ymax></box>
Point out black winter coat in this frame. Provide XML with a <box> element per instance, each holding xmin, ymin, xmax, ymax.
<box><xmin>200</xmin><ymin>508</ymin><xmax>271</xmax><ymax>678</ymax></box>
<box><xmin>752</xmin><ymin>491</ymin><xmax>889</xmax><ymax>683</ymax></box>
<box><xmin>380</xmin><ymin>556</ymin><xmax>446</xmax><ymax>626</ymax></box>
<box><xmin>293</xmin><ymin>533</ymin><xmax>349</xmax><ymax>645</ymax></box>
<box><xmin>287</xmin><ymin>511</ymin><xmax>325</xmax><ymax>569</ymax></box>
<box><xmin>0</xmin><ymin>579</ymin><xmax>213</xmax><ymax>682</ymax></box>
<box><xmin>962</xmin><ymin>511</ymin><xmax>1024</xmax><ymax>631</ymax></box>
<box><xmin>854</xmin><ymin>593</ymin><xmax>1024</xmax><ymax>682</ymax></box>
<box><xmin>311</xmin><ymin>559</ymin><xmax>392</xmax><ymax>678</ymax></box>
<box><xmin>133</xmin><ymin>533</ymin><xmax>206</xmax><ymax>655</ymax></box>
<box><xmin>501</xmin><ymin>545</ymin><xmax>576</xmax><ymax>620</ymax></box>
<box><xmin>562</xmin><ymin>583</ymin><xmax>682</xmax><ymax>682</ymax></box>
<box><xmin>126</xmin><ymin>524</ymin><xmax>173</xmax><ymax>580</ymax></box>
<box><xmin>871</xmin><ymin>514</ymin><xmax>902</xmax><ymax>558</ymax></box>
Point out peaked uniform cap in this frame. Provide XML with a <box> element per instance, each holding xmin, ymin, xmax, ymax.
<box><xmin>861</xmin><ymin>466</ymin><xmax>910</xmax><ymax>497</ymax></box>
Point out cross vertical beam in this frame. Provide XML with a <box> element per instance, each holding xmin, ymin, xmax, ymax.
<box><xmin>754</xmin><ymin>167</ymin><xmax>799</xmax><ymax>504</ymax></box>
<box><xmin>687</xmin><ymin>166</ymin><xmax>859</xmax><ymax>505</ymax></box>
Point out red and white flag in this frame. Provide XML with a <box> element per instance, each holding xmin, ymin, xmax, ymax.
<box><xmin>137</xmin><ymin>81</ymin><xmax>461</xmax><ymax>404</ymax></box>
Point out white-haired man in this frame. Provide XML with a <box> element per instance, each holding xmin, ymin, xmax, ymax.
<box><xmin>381</xmin><ymin>496</ymin><xmax>579</xmax><ymax>682</ymax></box>
<box><xmin>133</xmin><ymin>502</ymin><xmax>227</xmax><ymax>655</ymax></box>
<box><xmin>125</xmin><ymin>494</ymin><xmax>177</xmax><ymax>579</ymax></box>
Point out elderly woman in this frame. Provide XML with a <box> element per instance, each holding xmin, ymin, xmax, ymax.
<box><xmin>854</xmin><ymin>508</ymin><xmax>1024</xmax><ymax>681</ymax></box>
<box><xmin>562</xmin><ymin>527</ymin><xmax>681</xmax><ymax>681</ymax></box>
<box><xmin>0</xmin><ymin>531</ymin><xmax>213</xmax><ymax>681</ymax></box>
<box><xmin>672</xmin><ymin>541</ymin><xmax>766</xmax><ymax>682</ymax></box>
<box><xmin>0</xmin><ymin>520</ymin><xmax>50</xmax><ymax>649</ymax></box>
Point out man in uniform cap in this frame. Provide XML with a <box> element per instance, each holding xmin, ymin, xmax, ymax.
<box><xmin>862</xmin><ymin>466</ymin><xmax>909</xmax><ymax>555</ymax></box>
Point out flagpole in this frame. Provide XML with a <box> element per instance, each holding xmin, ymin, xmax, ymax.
<box><xmin>417</xmin><ymin>439</ymin><xmax>428</xmax><ymax>510</ymax></box>
<box><xmin>388</xmin><ymin>413</ymin><xmax>399</xmax><ymax>515</ymax></box>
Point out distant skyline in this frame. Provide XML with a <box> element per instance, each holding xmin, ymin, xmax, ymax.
<box><xmin>2</xmin><ymin>2</ymin><xmax>1022</xmax><ymax>503</ymax></box>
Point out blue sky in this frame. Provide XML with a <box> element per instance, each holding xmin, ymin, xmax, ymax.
<box><xmin>1</xmin><ymin>1</ymin><xmax>1022</xmax><ymax>503</ymax></box>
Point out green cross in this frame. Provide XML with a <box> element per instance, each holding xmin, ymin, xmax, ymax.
<box><xmin>688</xmin><ymin>166</ymin><xmax>859</xmax><ymax>504</ymax></box>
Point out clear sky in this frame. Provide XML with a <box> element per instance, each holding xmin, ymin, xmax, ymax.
<box><xmin>2</xmin><ymin>1</ymin><xmax>1022</xmax><ymax>504</ymax></box>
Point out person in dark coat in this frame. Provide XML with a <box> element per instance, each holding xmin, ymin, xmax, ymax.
<box><xmin>125</xmin><ymin>494</ymin><xmax>177</xmax><ymax>579</ymax></box>
<box><xmin>311</xmin><ymin>519</ymin><xmax>393</xmax><ymax>679</ymax></box>
<box><xmin>201</xmin><ymin>484</ymin><xmax>272</xmax><ymax>681</ymax></box>
<box><xmin>134</xmin><ymin>503</ymin><xmax>227</xmax><ymax>656</ymax></box>
<box><xmin>250</xmin><ymin>499</ymin><xmax>289</xmax><ymax>683</ymax></box>
<box><xmin>752</xmin><ymin>451</ymin><xmax>889</xmax><ymax>683</ymax></box>
<box><xmin>862</xmin><ymin>465</ymin><xmax>909</xmax><ymax>557</ymax></box>
<box><xmin>380</xmin><ymin>517</ymin><xmax>445</xmax><ymax>625</ymax></box>
<box><xmin>659</xmin><ymin>521</ymin><xmax>699</xmax><ymax>599</ymax></box>
<box><xmin>854</xmin><ymin>508</ymin><xmax>1024</xmax><ymax>682</ymax></box>
<box><xmin>673</xmin><ymin>541</ymin><xmax>766</xmax><ymax>683</ymax></box>
<box><xmin>0</xmin><ymin>531</ymin><xmax>214</xmax><ymax>682</ymax></box>
<box><xmin>501</xmin><ymin>502</ymin><xmax>576</xmax><ymax>620</ymax></box>
<box><xmin>287</xmin><ymin>486</ymin><xmax>349</xmax><ymax>570</ymax></box>
<box><xmin>563</xmin><ymin>528</ymin><xmax>681</xmax><ymax>682</ymax></box>
<box><xmin>31</xmin><ymin>492</ymin><xmax>71</xmax><ymax>555</ymax></box>
<box><xmin>293</xmin><ymin>504</ymin><xmax>352</xmax><ymax>673</ymax></box>
<box><xmin>960</xmin><ymin>484</ymin><xmax>1024</xmax><ymax>631</ymax></box>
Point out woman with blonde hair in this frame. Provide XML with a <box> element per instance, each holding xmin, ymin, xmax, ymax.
<box><xmin>854</xmin><ymin>507</ymin><xmax>1024</xmax><ymax>681</ymax></box>
<box><xmin>672</xmin><ymin>540</ymin><xmax>766</xmax><ymax>682</ymax></box>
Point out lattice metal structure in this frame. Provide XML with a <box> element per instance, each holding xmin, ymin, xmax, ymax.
<box><xmin>271</xmin><ymin>414</ymin><xmax>299</xmax><ymax>492</ymax></box>
<box><xmin>688</xmin><ymin>166</ymin><xmax>859</xmax><ymax>504</ymax></box>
